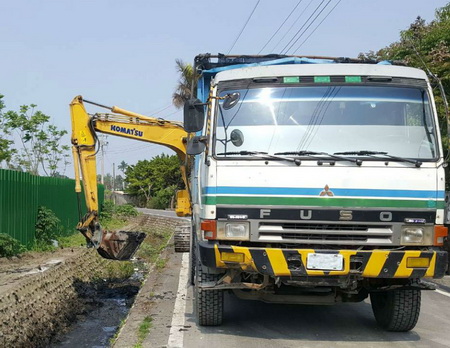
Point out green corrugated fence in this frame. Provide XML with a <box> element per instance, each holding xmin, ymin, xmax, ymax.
<box><xmin>0</xmin><ymin>169</ymin><xmax>104</xmax><ymax>247</ymax></box>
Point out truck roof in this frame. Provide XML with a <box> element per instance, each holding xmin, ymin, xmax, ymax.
<box><xmin>213</xmin><ymin>63</ymin><xmax>428</xmax><ymax>83</ymax></box>
<box><xmin>194</xmin><ymin>54</ymin><xmax>428</xmax><ymax>102</ymax></box>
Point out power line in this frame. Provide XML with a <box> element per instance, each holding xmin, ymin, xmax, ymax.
<box><xmin>258</xmin><ymin>0</ymin><xmax>304</xmax><ymax>54</ymax></box>
<box><xmin>293</xmin><ymin>0</ymin><xmax>342</xmax><ymax>53</ymax></box>
<box><xmin>286</xmin><ymin>0</ymin><xmax>334</xmax><ymax>54</ymax></box>
<box><xmin>271</xmin><ymin>0</ymin><xmax>314</xmax><ymax>53</ymax></box>
<box><xmin>149</xmin><ymin>104</ymin><xmax>173</xmax><ymax>116</ymax></box>
<box><xmin>280</xmin><ymin>0</ymin><xmax>328</xmax><ymax>54</ymax></box>
<box><xmin>227</xmin><ymin>0</ymin><xmax>261</xmax><ymax>54</ymax></box>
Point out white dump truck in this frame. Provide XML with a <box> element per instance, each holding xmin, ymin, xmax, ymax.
<box><xmin>183</xmin><ymin>54</ymin><xmax>448</xmax><ymax>331</ymax></box>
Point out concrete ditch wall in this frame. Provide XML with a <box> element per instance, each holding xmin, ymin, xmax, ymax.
<box><xmin>0</xmin><ymin>250</ymin><xmax>109</xmax><ymax>348</ymax></box>
<box><xmin>0</xmin><ymin>213</ymin><xmax>189</xmax><ymax>348</ymax></box>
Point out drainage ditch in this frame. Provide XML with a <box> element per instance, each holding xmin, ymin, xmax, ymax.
<box><xmin>0</xmin><ymin>213</ymin><xmax>186</xmax><ymax>348</ymax></box>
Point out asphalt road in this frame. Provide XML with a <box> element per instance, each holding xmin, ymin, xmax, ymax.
<box><xmin>136</xmin><ymin>208</ymin><xmax>179</xmax><ymax>217</ymax></box>
<box><xmin>143</xmin><ymin>252</ymin><xmax>450</xmax><ymax>348</ymax></box>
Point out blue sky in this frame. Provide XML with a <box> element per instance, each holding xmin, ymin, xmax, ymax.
<box><xmin>1</xmin><ymin>0</ymin><xmax>448</xmax><ymax>177</ymax></box>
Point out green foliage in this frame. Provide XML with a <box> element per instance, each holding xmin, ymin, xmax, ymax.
<box><xmin>0</xmin><ymin>233</ymin><xmax>26</xmax><ymax>257</ymax></box>
<box><xmin>152</xmin><ymin>185</ymin><xmax>177</xmax><ymax>209</ymax></box>
<box><xmin>58</xmin><ymin>232</ymin><xmax>87</xmax><ymax>248</ymax></box>
<box><xmin>100</xmin><ymin>200</ymin><xmax>116</xmax><ymax>220</ymax></box>
<box><xmin>0</xmin><ymin>97</ymin><xmax>69</xmax><ymax>175</ymax></box>
<box><xmin>136</xmin><ymin>227</ymin><xmax>172</xmax><ymax>263</ymax></box>
<box><xmin>0</xmin><ymin>95</ymin><xmax>15</xmax><ymax>166</ymax></box>
<box><xmin>172</xmin><ymin>59</ymin><xmax>199</xmax><ymax>109</ymax></box>
<box><xmin>125</xmin><ymin>154</ymin><xmax>183</xmax><ymax>208</ymax></box>
<box><xmin>118</xmin><ymin>160</ymin><xmax>128</xmax><ymax>173</ymax></box>
<box><xmin>99</xmin><ymin>201</ymin><xmax>139</xmax><ymax>232</ymax></box>
<box><xmin>155</xmin><ymin>257</ymin><xmax>167</xmax><ymax>269</ymax></box>
<box><xmin>360</xmin><ymin>4</ymin><xmax>450</xmax><ymax>127</ymax></box>
<box><xmin>104</xmin><ymin>261</ymin><xmax>135</xmax><ymax>279</ymax></box>
<box><xmin>100</xmin><ymin>200</ymin><xmax>138</xmax><ymax>220</ymax></box>
<box><xmin>136</xmin><ymin>316</ymin><xmax>153</xmax><ymax>345</ymax></box>
<box><xmin>34</xmin><ymin>206</ymin><xmax>61</xmax><ymax>250</ymax></box>
<box><xmin>360</xmin><ymin>3</ymin><xmax>450</xmax><ymax>186</ymax></box>
<box><xmin>115</xmin><ymin>204</ymin><xmax>139</xmax><ymax>217</ymax></box>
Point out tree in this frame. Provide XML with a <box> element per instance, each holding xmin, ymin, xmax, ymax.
<box><xmin>359</xmin><ymin>3</ymin><xmax>450</xmax><ymax>186</ymax></box>
<box><xmin>359</xmin><ymin>4</ymin><xmax>450</xmax><ymax>133</ymax></box>
<box><xmin>125</xmin><ymin>154</ymin><xmax>183</xmax><ymax>208</ymax></box>
<box><xmin>172</xmin><ymin>59</ymin><xmax>200</xmax><ymax>109</ymax></box>
<box><xmin>1</xmin><ymin>101</ymin><xmax>70</xmax><ymax>176</ymax></box>
<box><xmin>118</xmin><ymin>160</ymin><xmax>128</xmax><ymax>174</ymax></box>
<box><xmin>0</xmin><ymin>95</ymin><xmax>15</xmax><ymax>168</ymax></box>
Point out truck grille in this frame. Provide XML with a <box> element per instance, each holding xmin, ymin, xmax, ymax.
<box><xmin>258</xmin><ymin>222</ymin><xmax>393</xmax><ymax>245</ymax></box>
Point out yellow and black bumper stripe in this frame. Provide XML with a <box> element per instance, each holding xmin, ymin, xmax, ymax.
<box><xmin>199</xmin><ymin>242</ymin><xmax>447</xmax><ymax>279</ymax></box>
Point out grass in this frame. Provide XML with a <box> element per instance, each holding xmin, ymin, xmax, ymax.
<box><xmin>58</xmin><ymin>232</ymin><xmax>86</xmax><ymax>248</ymax></box>
<box><xmin>135</xmin><ymin>227</ymin><xmax>172</xmax><ymax>264</ymax></box>
<box><xmin>155</xmin><ymin>257</ymin><xmax>167</xmax><ymax>270</ymax></box>
<box><xmin>133</xmin><ymin>316</ymin><xmax>153</xmax><ymax>347</ymax></box>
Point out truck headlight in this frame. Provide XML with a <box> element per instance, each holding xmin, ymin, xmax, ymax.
<box><xmin>401</xmin><ymin>226</ymin><xmax>432</xmax><ymax>245</ymax></box>
<box><xmin>217</xmin><ymin>222</ymin><xmax>250</xmax><ymax>240</ymax></box>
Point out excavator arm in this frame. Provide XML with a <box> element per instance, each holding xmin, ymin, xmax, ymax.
<box><xmin>70</xmin><ymin>95</ymin><xmax>190</xmax><ymax>260</ymax></box>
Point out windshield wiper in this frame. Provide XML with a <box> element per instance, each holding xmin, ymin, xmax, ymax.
<box><xmin>217</xmin><ymin>150</ymin><xmax>268</xmax><ymax>156</ymax></box>
<box><xmin>275</xmin><ymin>151</ymin><xmax>362</xmax><ymax>166</ymax></box>
<box><xmin>217</xmin><ymin>151</ymin><xmax>302</xmax><ymax>165</ymax></box>
<box><xmin>334</xmin><ymin>150</ymin><xmax>422</xmax><ymax>167</ymax></box>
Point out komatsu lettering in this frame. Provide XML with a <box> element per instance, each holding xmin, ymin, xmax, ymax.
<box><xmin>110</xmin><ymin>125</ymin><xmax>143</xmax><ymax>137</ymax></box>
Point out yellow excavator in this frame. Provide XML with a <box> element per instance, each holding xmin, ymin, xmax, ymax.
<box><xmin>70</xmin><ymin>95</ymin><xmax>192</xmax><ymax>260</ymax></box>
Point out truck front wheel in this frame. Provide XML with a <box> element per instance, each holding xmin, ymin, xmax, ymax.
<box><xmin>370</xmin><ymin>289</ymin><xmax>421</xmax><ymax>332</ymax></box>
<box><xmin>194</xmin><ymin>260</ymin><xmax>224</xmax><ymax>326</ymax></box>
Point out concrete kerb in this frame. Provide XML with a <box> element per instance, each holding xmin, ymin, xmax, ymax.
<box><xmin>112</xmin><ymin>213</ymin><xmax>189</xmax><ymax>348</ymax></box>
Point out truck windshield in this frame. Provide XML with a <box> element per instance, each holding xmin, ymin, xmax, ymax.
<box><xmin>214</xmin><ymin>85</ymin><xmax>438</xmax><ymax>160</ymax></box>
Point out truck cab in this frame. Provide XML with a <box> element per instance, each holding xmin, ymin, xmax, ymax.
<box><xmin>185</xmin><ymin>55</ymin><xmax>448</xmax><ymax>331</ymax></box>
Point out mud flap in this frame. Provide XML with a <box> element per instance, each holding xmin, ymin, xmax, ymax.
<box><xmin>96</xmin><ymin>230</ymin><xmax>146</xmax><ymax>261</ymax></box>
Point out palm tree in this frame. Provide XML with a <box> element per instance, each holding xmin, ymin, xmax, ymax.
<box><xmin>118</xmin><ymin>160</ymin><xmax>128</xmax><ymax>174</ymax></box>
<box><xmin>172</xmin><ymin>59</ymin><xmax>199</xmax><ymax>109</ymax></box>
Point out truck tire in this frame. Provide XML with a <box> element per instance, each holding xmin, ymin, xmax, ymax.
<box><xmin>194</xmin><ymin>261</ymin><xmax>224</xmax><ymax>326</ymax></box>
<box><xmin>370</xmin><ymin>289</ymin><xmax>421</xmax><ymax>332</ymax></box>
<box><xmin>174</xmin><ymin>225</ymin><xmax>190</xmax><ymax>253</ymax></box>
<box><xmin>189</xmin><ymin>233</ymin><xmax>197</xmax><ymax>286</ymax></box>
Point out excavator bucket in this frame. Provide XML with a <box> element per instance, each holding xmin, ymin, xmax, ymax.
<box><xmin>96</xmin><ymin>230</ymin><xmax>146</xmax><ymax>261</ymax></box>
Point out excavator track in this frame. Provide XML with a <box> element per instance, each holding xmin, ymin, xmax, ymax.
<box><xmin>174</xmin><ymin>225</ymin><xmax>191</xmax><ymax>253</ymax></box>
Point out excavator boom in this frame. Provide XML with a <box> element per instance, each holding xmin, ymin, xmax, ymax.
<box><xmin>70</xmin><ymin>95</ymin><xmax>189</xmax><ymax>260</ymax></box>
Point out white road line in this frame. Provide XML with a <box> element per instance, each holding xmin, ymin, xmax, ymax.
<box><xmin>435</xmin><ymin>289</ymin><xmax>450</xmax><ymax>298</ymax></box>
<box><xmin>167</xmin><ymin>252</ymin><xmax>189</xmax><ymax>348</ymax></box>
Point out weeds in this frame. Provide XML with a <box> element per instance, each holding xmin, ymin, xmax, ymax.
<box><xmin>33</xmin><ymin>206</ymin><xmax>62</xmax><ymax>251</ymax></box>
<box><xmin>135</xmin><ymin>316</ymin><xmax>153</xmax><ymax>347</ymax></box>
<box><xmin>155</xmin><ymin>257</ymin><xmax>167</xmax><ymax>270</ymax></box>
<box><xmin>0</xmin><ymin>234</ymin><xmax>26</xmax><ymax>257</ymax></box>
<box><xmin>104</xmin><ymin>261</ymin><xmax>135</xmax><ymax>279</ymax></box>
<box><xmin>57</xmin><ymin>232</ymin><xmax>86</xmax><ymax>248</ymax></box>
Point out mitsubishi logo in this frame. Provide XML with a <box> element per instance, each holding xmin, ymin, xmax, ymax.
<box><xmin>319</xmin><ymin>184</ymin><xmax>334</xmax><ymax>197</ymax></box>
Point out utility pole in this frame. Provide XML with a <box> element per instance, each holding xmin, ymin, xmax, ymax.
<box><xmin>112</xmin><ymin>162</ymin><xmax>116</xmax><ymax>192</ymax></box>
<box><xmin>99</xmin><ymin>134</ymin><xmax>108</xmax><ymax>184</ymax></box>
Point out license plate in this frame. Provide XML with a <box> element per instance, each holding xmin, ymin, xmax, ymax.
<box><xmin>306</xmin><ymin>253</ymin><xmax>344</xmax><ymax>271</ymax></box>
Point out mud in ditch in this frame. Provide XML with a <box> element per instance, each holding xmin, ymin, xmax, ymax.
<box><xmin>50</xmin><ymin>276</ymin><xmax>141</xmax><ymax>348</ymax></box>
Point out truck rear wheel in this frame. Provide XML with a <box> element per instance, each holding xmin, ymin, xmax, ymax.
<box><xmin>370</xmin><ymin>289</ymin><xmax>421</xmax><ymax>332</ymax></box>
<box><xmin>194</xmin><ymin>261</ymin><xmax>224</xmax><ymax>326</ymax></box>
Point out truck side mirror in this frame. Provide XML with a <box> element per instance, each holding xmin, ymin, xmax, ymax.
<box><xmin>183</xmin><ymin>98</ymin><xmax>205</xmax><ymax>133</ymax></box>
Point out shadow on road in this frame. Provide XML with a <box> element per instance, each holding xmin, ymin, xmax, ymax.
<box><xmin>186</xmin><ymin>292</ymin><xmax>420</xmax><ymax>344</ymax></box>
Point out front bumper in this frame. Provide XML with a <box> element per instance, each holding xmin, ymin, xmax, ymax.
<box><xmin>198</xmin><ymin>242</ymin><xmax>448</xmax><ymax>279</ymax></box>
